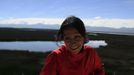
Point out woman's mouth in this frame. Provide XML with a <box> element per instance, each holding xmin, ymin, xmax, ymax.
<box><xmin>69</xmin><ymin>44</ymin><xmax>80</xmax><ymax>50</ymax></box>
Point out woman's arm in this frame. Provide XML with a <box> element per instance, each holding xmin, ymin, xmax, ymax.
<box><xmin>40</xmin><ymin>52</ymin><xmax>58</xmax><ymax>75</ymax></box>
<box><xmin>94</xmin><ymin>50</ymin><xmax>105</xmax><ymax>75</ymax></box>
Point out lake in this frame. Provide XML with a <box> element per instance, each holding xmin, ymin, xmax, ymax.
<box><xmin>0</xmin><ymin>40</ymin><xmax>107</xmax><ymax>52</ymax></box>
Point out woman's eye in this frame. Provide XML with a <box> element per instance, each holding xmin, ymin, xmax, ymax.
<box><xmin>64</xmin><ymin>35</ymin><xmax>82</xmax><ymax>42</ymax></box>
<box><xmin>75</xmin><ymin>35</ymin><xmax>81</xmax><ymax>39</ymax></box>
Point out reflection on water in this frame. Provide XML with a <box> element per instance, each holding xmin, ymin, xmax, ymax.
<box><xmin>0</xmin><ymin>40</ymin><xmax>107</xmax><ymax>52</ymax></box>
<box><xmin>88</xmin><ymin>40</ymin><xmax>107</xmax><ymax>48</ymax></box>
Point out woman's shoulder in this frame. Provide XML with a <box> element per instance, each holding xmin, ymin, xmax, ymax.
<box><xmin>52</xmin><ymin>45</ymin><xmax>66</xmax><ymax>55</ymax></box>
<box><xmin>84</xmin><ymin>45</ymin><xmax>93</xmax><ymax>49</ymax></box>
<box><xmin>84</xmin><ymin>45</ymin><xmax>96</xmax><ymax>52</ymax></box>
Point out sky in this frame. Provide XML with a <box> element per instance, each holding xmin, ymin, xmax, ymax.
<box><xmin>0</xmin><ymin>0</ymin><xmax>134</xmax><ymax>28</ymax></box>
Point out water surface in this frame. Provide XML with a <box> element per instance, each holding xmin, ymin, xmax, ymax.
<box><xmin>0</xmin><ymin>40</ymin><xmax>107</xmax><ymax>52</ymax></box>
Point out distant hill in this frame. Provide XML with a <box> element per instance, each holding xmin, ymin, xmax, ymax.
<box><xmin>0</xmin><ymin>24</ymin><xmax>134</xmax><ymax>35</ymax></box>
<box><xmin>86</xmin><ymin>26</ymin><xmax>134</xmax><ymax>33</ymax></box>
<box><xmin>86</xmin><ymin>26</ymin><xmax>134</xmax><ymax>36</ymax></box>
<box><xmin>0</xmin><ymin>24</ymin><xmax>60</xmax><ymax>29</ymax></box>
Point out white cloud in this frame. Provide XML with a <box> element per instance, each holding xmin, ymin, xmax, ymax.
<box><xmin>83</xmin><ymin>18</ymin><xmax>134</xmax><ymax>28</ymax></box>
<box><xmin>0</xmin><ymin>18</ymin><xmax>64</xmax><ymax>25</ymax></box>
<box><xmin>0</xmin><ymin>17</ymin><xmax>134</xmax><ymax>28</ymax></box>
<box><xmin>93</xmin><ymin>16</ymin><xmax>102</xmax><ymax>19</ymax></box>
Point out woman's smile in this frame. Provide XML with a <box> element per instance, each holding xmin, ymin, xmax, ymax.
<box><xmin>69</xmin><ymin>43</ymin><xmax>80</xmax><ymax>50</ymax></box>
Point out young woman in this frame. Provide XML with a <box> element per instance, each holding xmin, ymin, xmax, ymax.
<box><xmin>40</xmin><ymin>16</ymin><xmax>105</xmax><ymax>75</ymax></box>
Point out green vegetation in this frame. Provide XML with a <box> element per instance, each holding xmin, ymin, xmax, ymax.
<box><xmin>88</xmin><ymin>33</ymin><xmax>134</xmax><ymax>75</ymax></box>
<box><xmin>0</xmin><ymin>28</ymin><xmax>134</xmax><ymax>75</ymax></box>
<box><xmin>0</xmin><ymin>50</ymin><xmax>50</xmax><ymax>75</ymax></box>
<box><xmin>0</xmin><ymin>28</ymin><xmax>58</xmax><ymax>41</ymax></box>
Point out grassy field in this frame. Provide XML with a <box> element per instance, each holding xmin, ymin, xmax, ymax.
<box><xmin>0</xmin><ymin>28</ymin><xmax>134</xmax><ymax>75</ymax></box>
<box><xmin>93</xmin><ymin>33</ymin><xmax>134</xmax><ymax>75</ymax></box>
<box><xmin>0</xmin><ymin>50</ymin><xmax>50</xmax><ymax>75</ymax></box>
<box><xmin>0</xmin><ymin>28</ymin><xmax>57</xmax><ymax>41</ymax></box>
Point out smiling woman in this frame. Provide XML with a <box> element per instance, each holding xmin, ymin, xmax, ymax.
<box><xmin>40</xmin><ymin>16</ymin><xmax>105</xmax><ymax>75</ymax></box>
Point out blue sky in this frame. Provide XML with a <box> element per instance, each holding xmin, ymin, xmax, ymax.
<box><xmin>0</xmin><ymin>0</ymin><xmax>134</xmax><ymax>28</ymax></box>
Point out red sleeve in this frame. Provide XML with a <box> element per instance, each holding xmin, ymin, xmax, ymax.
<box><xmin>94</xmin><ymin>50</ymin><xmax>105</xmax><ymax>75</ymax></box>
<box><xmin>40</xmin><ymin>52</ymin><xmax>58</xmax><ymax>75</ymax></box>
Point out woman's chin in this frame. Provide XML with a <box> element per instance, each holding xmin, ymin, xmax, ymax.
<box><xmin>69</xmin><ymin>46</ymin><xmax>81</xmax><ymax>53</ymax></box>
<box><xmin>70</xmin><ymin>46</ymin><xmax>79</xmax><ymax>50</ymax></box>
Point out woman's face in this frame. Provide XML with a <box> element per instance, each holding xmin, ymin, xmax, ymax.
<box><xmin>63</xmin><ymin>28</ymin><xmax>84</xmax><ymax>54</ymax></box>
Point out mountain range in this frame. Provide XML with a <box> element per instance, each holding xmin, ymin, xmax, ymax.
<box><xmin>0</xmin><ymin>24</ymin><xmax>134</xmax><ymax>35</ymax></box>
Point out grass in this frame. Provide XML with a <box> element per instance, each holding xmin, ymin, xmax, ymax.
<box><xmin>0</xmin><ymin>28</ymin><xmax>57</xmax><ymax>41</ymax></box>
<box><xmin>0</xmin><ymin>50</ymin><xmax>51</xmax><ymax>75</ymax></box>
<box><xmin>92</xmin><ymin>33</ymin><xmax>134</xmax><ymax>75</ymax></box>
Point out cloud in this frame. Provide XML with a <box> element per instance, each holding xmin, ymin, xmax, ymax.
<box><xmin>83</xmin><ymin>18</ymin><xmax>134</xmax><ymax>28</ymax></box>
<box><xmin>0</xmin><ymin>17</ymin><xmax>134</xmax><ymax>28</ymax></box>
<box><xmin>93</xmin><ymin>16</ymin><xmax>102</xmax><ymax>19</ymax></box>
<box><xmin>0</xmin><ymin>18</ymin><xmax>64</xmax><ymax>25</ymax></box>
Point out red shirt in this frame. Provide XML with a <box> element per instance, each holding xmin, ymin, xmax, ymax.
<box><xmin>40</xmin><ymin>45</ymin><xmax>105</xmax><ymax>75</ymax></box>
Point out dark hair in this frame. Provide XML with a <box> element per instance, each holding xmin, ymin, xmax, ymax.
<box><xmin>57</xmin><ymin>16</ymin><xmax>87</xmax><ymax>43</ymax></box>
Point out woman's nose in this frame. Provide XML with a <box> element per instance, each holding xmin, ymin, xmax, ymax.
<box><xmin>69</xmin><ymin>39</ymin><xmax>77</xmax><ymax>44</ymax></box>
